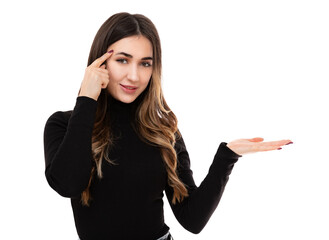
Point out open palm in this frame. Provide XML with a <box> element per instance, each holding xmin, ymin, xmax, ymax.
<box><xmin>227</xmin><ymin>137</ymin><xmax>293</xmax><ymax>156</ymax></box>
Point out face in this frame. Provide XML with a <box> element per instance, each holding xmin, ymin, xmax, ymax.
<box><xmin>105</xmin><ymin>35</ymin><xmax>153</xmax><ymax>103</ymax></box>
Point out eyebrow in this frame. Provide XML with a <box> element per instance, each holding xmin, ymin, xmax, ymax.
<box><xmin>116</xmin><ymin>52</ymin><xmax>153</xmax><ymax>60</ymax></box>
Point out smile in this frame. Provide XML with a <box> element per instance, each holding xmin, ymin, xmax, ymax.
<box><xmin>120</xmin><ymin>84</ymin><xmax>138</xmax><ymax>93</ymax></box>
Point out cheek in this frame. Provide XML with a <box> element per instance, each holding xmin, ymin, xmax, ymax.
<box><xmin>141</xmin><ymin>70</ymin><xmax>152</xmax><ymax>86</ymax></box>
<box><xmin>107</xmin><ymin>64</ymin><xmax>123</xmax><ymax>83</ymax></box>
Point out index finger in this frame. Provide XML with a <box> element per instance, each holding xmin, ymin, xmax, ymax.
<box><xmin>90</xmin><ymin>50</ymin><xmax>113</xmax><ymax>68</ymax></box>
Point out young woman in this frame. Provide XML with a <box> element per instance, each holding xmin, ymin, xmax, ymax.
<box><xmin>43</xmin><ymin>12</ymin><xmax>292</xmax><ymax>240</ymax></box>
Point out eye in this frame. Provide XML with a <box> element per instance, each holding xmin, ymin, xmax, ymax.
<box><xmin>116</xmin><ymin>58</ymin><xmax>128</xmax><ymax>64</ymax></box>
<box><xmin>141</xmin><ymin>62</ymin><xmax>152</xmax><ymax>67</ymax></box>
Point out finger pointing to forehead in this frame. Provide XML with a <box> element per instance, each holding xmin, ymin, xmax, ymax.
<box><xmin>91</xmin><ymin>50</ymin><xmax>114</xmax><ymax>68</ymax></box>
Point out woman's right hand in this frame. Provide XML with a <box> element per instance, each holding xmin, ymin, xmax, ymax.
<box><xmin>78</xmin><ymin>50</ymin><xmax>113</xmax><ymax>101</ymax></box>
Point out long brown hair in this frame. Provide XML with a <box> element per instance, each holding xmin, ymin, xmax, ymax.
<box><xmin>81</xmin><ymin>12</ymin><xmax>188</xmax><ymax>206</ymax></box>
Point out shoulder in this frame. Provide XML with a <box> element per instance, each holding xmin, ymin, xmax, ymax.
<box><xmin>45</xmin><ymin>110</ymin><xmax>73</xmax><ymax>129</ymax></box>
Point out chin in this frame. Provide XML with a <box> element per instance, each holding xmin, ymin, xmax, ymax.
<box><xmin>115</xmin><ymin>94</ymin><xmax>139</xmax><ymax>104</ymax></box>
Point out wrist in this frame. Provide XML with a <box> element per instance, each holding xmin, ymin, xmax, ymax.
<box><xmin>226</xmin><ymin>142</ymin><xmax>242</xmax><ymax>156</ymax></box>
<box><xmin>78</xmin><ymin>91</ymin><xmax>98</xmax><ymax>101</ymax></box>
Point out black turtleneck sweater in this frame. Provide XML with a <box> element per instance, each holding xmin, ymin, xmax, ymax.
<box><xmin>43</xmin><ymin>96</ymin><xmax>241</xmax><ymax>240</ymax></box>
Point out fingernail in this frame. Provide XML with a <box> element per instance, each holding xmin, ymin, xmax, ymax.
<box><xmin>285</xmin><ymin>142</ymin><xmax>293</xmax><ymax>145</ymax></box>
<box><xmin>108</xmin><ymin>50</ymin><xmax>113</xmax><ymax>54</ymax></box>
<box><xmin>277</xmin><ymin>148</ymin><xmax>282</xmax><ymax>150</ymax></box>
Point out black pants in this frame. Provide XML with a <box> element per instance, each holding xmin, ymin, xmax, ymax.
<box><xmin>78</xmin><ymin>232</ymin><xmax>173</xmax><ymax>240</ymax></box>
<box><xmin>156</xmin><ymin>232</ymin><xmax>174</xmax><ymax>240</ymax></box>
<box><xmin>165</xmin><ymin>233</ymin><xmax>173</xmax><ymax>240</ymax></box>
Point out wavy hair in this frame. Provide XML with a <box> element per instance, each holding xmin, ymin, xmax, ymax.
<box><xmin>81</xmin><ymin>12</ymin><xmax>188</xmax><ymax>206</ymax></box>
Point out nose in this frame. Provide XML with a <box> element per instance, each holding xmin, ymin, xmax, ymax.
<box><xmin>127</xmin><ymin>64</ymin><xmax>139</xmax><ymax>82</ymax></box>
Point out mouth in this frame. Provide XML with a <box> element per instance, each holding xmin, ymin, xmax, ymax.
<box><xmin>120</xmin><ymin>84</ymin><xmax>138</xmax><ymax>93</ymax></box>
<box><xmin>120</xmin><ymin>84</ymin><xmax>138</xmax><ymax>90</ymax></box>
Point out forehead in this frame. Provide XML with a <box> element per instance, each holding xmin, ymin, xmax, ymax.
<box><xmin>108</xmin><ymin>35</ymin><xmax>153</xmax><ymax>58</ymax></box>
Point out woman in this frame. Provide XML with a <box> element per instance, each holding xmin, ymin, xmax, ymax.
<box><xmin>43</xmin><ymin>12</ymin><xmax>292</xmax><ymax>240</ymax></box>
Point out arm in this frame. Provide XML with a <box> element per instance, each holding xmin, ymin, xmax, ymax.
<box><xmin>44</xmin><ymin>51</ymin><xmax>113</xmax><ymax>198</ymax></box>
<box><xmin>165</xmin><ymin>136</ymin><xmax>241</xmax><ymax>234</ymax></box>
<box><xmin>43</xmin><ymin>96</ymin><xmax>97</xmax><ymax>198</ymax></box>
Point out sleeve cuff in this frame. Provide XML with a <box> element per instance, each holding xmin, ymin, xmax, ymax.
<box><xmin>214</xmin><ymin>142</ymin><xmax>241</xmax><ymax>165</ymax></box>
<box><xmin>207</xmin><ymin>142</ymin><xmax>241</xmax><ymax>187</ymax></box>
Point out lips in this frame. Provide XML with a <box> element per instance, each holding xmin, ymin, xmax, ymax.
<box><xmin>120</xmin><ymin>84</ymin><xmax>138</xmax><ymax>94</ymax></box>
<box><xmin>120</xmin><ymin>84</ymin><xmax>137</xmax><ymax>90</ymax></box>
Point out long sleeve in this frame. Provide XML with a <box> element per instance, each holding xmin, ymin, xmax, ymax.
<box><xmin>43</xmin><ymin>96</ymin><xmax>97</xmax><ymax>198</ymax></box>
<box><xmin>165</xmin><ymin>136</ymin><xmax>241</xmax><ymax>234</ymax></box>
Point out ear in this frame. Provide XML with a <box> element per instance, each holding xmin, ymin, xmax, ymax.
<box><xmin>100</xmin><ymin>64</ymin><xmax>106</xmax><ymax>69</ymax></box>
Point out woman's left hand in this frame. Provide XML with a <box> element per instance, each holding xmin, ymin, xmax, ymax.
<box><xmin>227</xmin><ymin>137</ymin><xmax>293</xmax><ymax>156</ymax></box>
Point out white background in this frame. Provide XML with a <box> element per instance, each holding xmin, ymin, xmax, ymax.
<box><xmin>1</xmin><ymin>0</ymin><xmax>328</xmax><ymax>239</ymax></box>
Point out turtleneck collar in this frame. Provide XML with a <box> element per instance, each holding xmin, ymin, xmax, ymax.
<box><xmin>107</xmin><ymin>94</ymin><xmax>141</xmax><ymax>125</ymax></box>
